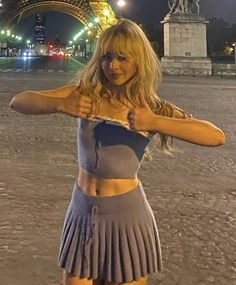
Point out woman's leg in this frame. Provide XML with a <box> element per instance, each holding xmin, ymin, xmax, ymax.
<box><xmin>63</xmin><ymin>270</ymin><xmax>104</xmax><ymax>285</ymax></box>
<box><xmin>104</xmin><ymin>276</ymin><xmax>148</xmax><ymax>285</ymax></box>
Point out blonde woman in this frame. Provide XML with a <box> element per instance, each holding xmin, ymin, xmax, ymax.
<box><xmin>10</xmin><ymin>19</ymin><xmax>225</xmax><ymax>285</ymax></box>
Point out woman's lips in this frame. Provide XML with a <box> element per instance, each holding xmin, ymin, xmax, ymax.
<box><xmin>110</xmin><ymin>73</ymin><xmax>123</xmax><ymax>78</ymax></box>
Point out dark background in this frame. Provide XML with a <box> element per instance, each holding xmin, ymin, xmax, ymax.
<box><xmin>14</xmin><ymin>0</ymin><xmax>236</xmax><ymax>43</ymax></box>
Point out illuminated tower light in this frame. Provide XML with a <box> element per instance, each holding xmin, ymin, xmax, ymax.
<box><xmin>103</xmin><ymin>9</ymin><xmax>110</xmax><ymax>17</ymax></box>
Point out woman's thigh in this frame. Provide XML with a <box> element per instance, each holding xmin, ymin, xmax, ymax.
<box><xmin>104</xmin><ymin>276</ymin><xmax>148</xmax><ymax>285</ymax></box>
<box><xmin>63</xmin><ymin>273</ymin><xmax>147</xmax><ymax>285</ymax></box>
<box><xmin>62</xmin><ymin>271</ymin><xmax>104</xmax><ymax>285</ymax></box>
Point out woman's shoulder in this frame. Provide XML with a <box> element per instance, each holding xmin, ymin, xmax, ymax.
<box><xmin>153</xmin><ymin>99</ymin><xmax>192</xmax><ymax>119</ymax></box>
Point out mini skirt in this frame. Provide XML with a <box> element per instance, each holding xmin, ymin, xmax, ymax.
<box><xmin>58</xmin><ymin>182</ymin><xmax>163</xmax><ymax>283</ymax></box>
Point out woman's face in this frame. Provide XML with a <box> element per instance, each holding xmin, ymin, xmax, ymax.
<box><xmin>101</xmin><ymin>49</ymin><xmax>136</xmax><ymax>87</ymax></box>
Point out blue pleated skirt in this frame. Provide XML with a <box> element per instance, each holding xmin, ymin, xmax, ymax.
<box><xmin>58</xmin><ymin>182</ymin><xmax>163</xmax><ymax>283</ymax></box>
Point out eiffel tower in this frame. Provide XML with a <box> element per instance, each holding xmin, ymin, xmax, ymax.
<box><xmin>0</xmin><ymin>0</ymin><xmax>118</xmax><ymax>30</ymax></box>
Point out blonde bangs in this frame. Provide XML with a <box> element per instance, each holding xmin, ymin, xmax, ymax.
<box><xmin>99</xmin><ymin>31</ymin><xmax>135</xmax><ymax>62</ymax></box>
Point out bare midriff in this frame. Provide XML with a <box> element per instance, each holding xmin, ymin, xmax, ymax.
<box><xmin>77</xmin><ymin>167</ymin><xmax>139</xmax><ymax>197</ymax></box>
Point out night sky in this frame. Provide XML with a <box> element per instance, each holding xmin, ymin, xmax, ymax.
<box><xmin>15</xmin><ymin>0</ymin><xmax>236</xmax><ymax>43</ymax></box>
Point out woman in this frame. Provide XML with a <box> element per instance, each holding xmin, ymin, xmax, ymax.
<box><xmin>9</xmin><ymin>19</ymin><xmax>225</xmax><ymax>285</ymax></box>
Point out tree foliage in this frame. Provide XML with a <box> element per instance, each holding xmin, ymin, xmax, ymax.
<box><xmin>141</xmin><ymin>24</ymin><xmax>164</xmax><ymax>57</ymax></box>
<box><xmin>207</xmin><ymin>18</ymin><xmax>236</xmax><ymax>55</ymax></box>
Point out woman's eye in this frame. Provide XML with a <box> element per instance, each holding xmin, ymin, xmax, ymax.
<box><xmin>103</xmin><ymin>54</ymin><xmax>127</xmax><ymax>62</ymax></box>
<box><xmin>118</xmin><ymin>55</ymin><xmax>127</xmax><ymax>61</ymax></box>
<box><xmin>103</xmin><ymin>54</ymin><xmax>113</xmax><ymax>61</ymax></box>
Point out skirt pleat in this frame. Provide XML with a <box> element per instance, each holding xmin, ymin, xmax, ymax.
<box><xmin>112</xmin><ymin>221</ymin><xmax>122</xmax><ymax>282</ymax></box>
<box><xmin>90</xmin><ymin>220</ymin><xmax>99</xmax><ymax>278</ymax></box>
<box><xmin>59</xmin><ymin>213</ymin><xmax>78</xmax><ymax>268</ymax></box>
<box><xmin>66</xmin><ymin>216</ymin><xmax>81</xmax><ymax>273</ymax></box>
<box><xmin>72</xmin><ymin>217</ymin><xmax>85</xmax><ymax>276</ymax></box>
<box><xmin>98</xmin><ymin>220</ymin><xmax>106</xmax><ymax>277</ymax></box>
<box><xmin>145</xmin><ymin>221</ymin><xmax>157</xmax><ymax>272</ymax></box>
<box><xmin>59</xmin><ymin>208</ymin><xmax>74</xmax><ymax>256</ymax></box>
<box><xmin>58</xmin><ymin>182</ymin><xmax>163</xmax><ymax>283</ymax></box>
<box><xmin>126</xmin><ymin>223</ymin><xmax>142</xmax><ymax>280</ymax></box>
<box><xmin>119</xmin><ymin>221</ymin><xmax>133</xmax><ymax>281</ymax></box>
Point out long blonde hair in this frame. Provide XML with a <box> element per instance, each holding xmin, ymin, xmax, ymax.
<box><xmin>78</xmin><ymin>19</ymin><xmax>191</xmax><ymax>151</ymax></box>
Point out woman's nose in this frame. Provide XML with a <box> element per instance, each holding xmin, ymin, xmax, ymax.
<box><xmin>109</xmin><ymin>58</ymin><xmax>119</xmax><ymax>69</ymax></box>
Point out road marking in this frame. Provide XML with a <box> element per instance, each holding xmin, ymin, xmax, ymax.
<box><xmin>0</xmin><ymin>68</ymin><xmax>67</xmax><ymax>73</ymax></box>
<box><xmin>71</xmin><ymin>57</ymin><xmax>86</xmax><ymax>67</ymax></box>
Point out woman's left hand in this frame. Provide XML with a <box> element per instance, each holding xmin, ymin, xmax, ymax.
<box><xmin>127</xmin><ymin>95</ymin><xmax>157</xmax><ymax>132</ymax></box>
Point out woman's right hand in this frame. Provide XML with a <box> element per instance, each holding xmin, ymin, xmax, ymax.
<box><xmin>58</xmin><ymin>82</ymin><xmax>93</xmax><ymax>119</ymax></box>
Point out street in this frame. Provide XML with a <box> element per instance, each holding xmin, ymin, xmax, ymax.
<box><xmin>0</xmin><ymin>55</ymin><xmax>84</xmax><ymax>74</ymax></box>
<box><xmin>0</xmin><ymin>57</ymin><xmax>235</xmax><ymax>285</ymax></box>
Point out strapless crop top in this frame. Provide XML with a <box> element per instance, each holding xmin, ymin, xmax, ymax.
<box><xmin>77</xmin><ymin>119</ymin><xmax>153</xmax><ymax>179</ymax></box>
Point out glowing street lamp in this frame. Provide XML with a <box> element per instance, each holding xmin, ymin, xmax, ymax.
<box><xmin>117</xmin><ymin>0</ymin><xmax>126</xmax><ymax>7</ymax></box>
<box><xmin>116</xmin><ymin>0</ymin><xmax>127</xmax><ymax>18</ymax></box>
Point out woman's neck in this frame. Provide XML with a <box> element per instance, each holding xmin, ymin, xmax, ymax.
<box><xmin>105</xmin><ymin>84</ymin><xmax>125</xmax><ymax>97</ymax></box>
<box><xmin>100</xmin><ymin>84</ymin><xmax>133</xmax><ymax>108</ymax></box>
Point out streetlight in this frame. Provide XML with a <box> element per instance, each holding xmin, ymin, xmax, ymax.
<box><xmin>116</xmin><ymin>1</ymin><xmax>127</xmax><ymax>18</ymax></box>
<box><xmin>117</xmin><ymin>0</ymin><xmax>126</xmax><ymax>7</ymax></box>
<box><xmin>26</xmin><ymin>40</ymin><xmax>32</xmax><ymax>55</ymax></box>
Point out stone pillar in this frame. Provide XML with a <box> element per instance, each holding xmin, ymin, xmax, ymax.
<box><xmin>161</xmin><ymin>14</ymin><xmax>212</xmax><ymax>76</ymax></box>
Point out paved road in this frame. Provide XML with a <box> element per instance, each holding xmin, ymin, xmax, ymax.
<box><xmin>0</xmin><ymin>71</ymin><xmax>235</xmax><ymax>285</ymax></box>
<box><xmin>0</xmin><ymin>56</ymin><xmax>84</xmax><ymax>74</ymax></box>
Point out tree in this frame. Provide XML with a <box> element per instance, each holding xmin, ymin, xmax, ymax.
<box><xmin>207</xmin><ymin>18</ymin><xmax>233</xmax><ymax>55</ymax></box>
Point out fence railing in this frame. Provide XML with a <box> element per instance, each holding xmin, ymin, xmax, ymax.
<box><xmin>162</xmin><ymin>66</ymin><xmax>236</xmax><ymax>78</ymax></box>
<box><xmin>212</xmin><ymin>69</ymin><xmax>236</xmax><ymax>78</ymax></box>
<box><xmin>161</xmin><ymin>67</ymin><xmax>212</xmax><ymax>77</ymax></box>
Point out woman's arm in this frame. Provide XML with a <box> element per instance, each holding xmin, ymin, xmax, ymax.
<box><xmin>128</xmin><ymin>107</ymin><xmax>225</xmax><ymax>147</ymax></box>
<box><xmin>150</xmin><ymin>115</ymin><xmax>225</xmax><ymax>147</ymax></box>
<box><xmin>9</xmin><ymin>84</ymin><xmax>92</xmax><ymax>118</ymax></box>
<box><xmin>9</xmin><ymin>84</ymin><xmax>77</xmax><ymax>114</ymax></box>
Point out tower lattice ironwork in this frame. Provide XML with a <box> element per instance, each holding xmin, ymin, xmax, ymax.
<box><xmin>0</xmin><ymin>0</ymin><xmax>118</xmax><ymax>30</ymax></box>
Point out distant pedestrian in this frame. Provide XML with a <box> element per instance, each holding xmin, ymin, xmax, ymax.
<box><xmin>10</xmin><ymin>19</ymin><xmax>225</xmax><ymax>285</ymax></box>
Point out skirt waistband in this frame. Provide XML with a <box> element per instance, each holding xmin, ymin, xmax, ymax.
<box><xmin>71</xmin><ymin>181</ymin><xmax>148</xmax><ymax>214</ymax></box>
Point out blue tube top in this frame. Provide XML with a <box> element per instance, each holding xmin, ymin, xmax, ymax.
<box><xmin>77</xmin><ymin>119</ymin><xmax>153</xmax><ymax>179</ymax></box>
